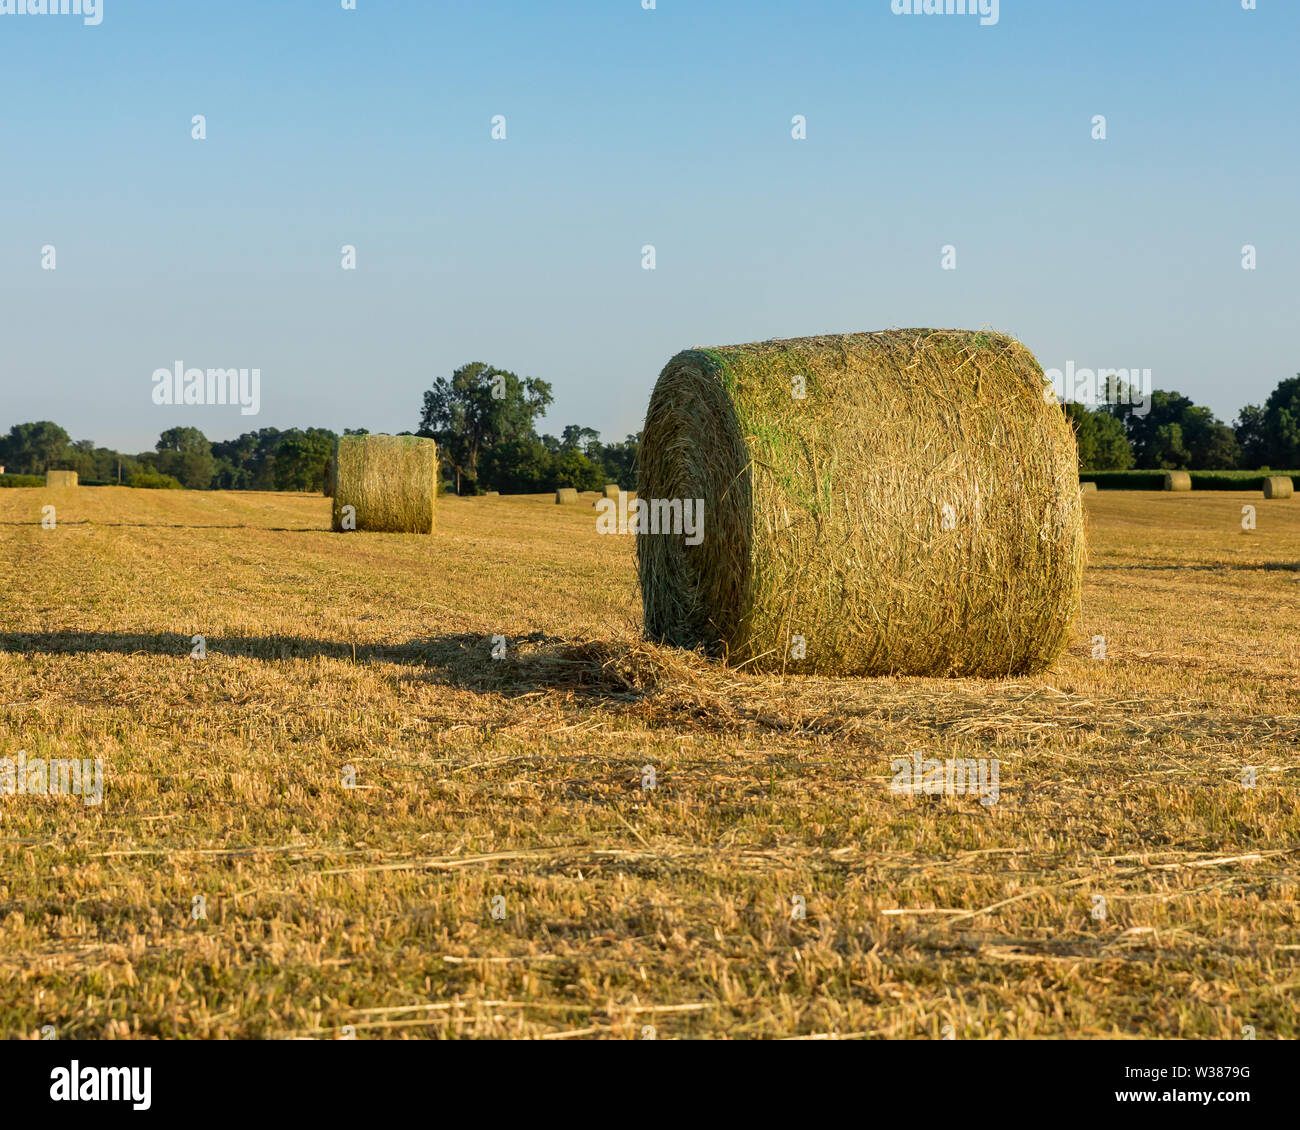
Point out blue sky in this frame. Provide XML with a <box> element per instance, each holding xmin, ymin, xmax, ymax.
<box><xmin>1</xmin><ymin>0</ymin><xmax>1296</xmax><ymax>452</ymax></box>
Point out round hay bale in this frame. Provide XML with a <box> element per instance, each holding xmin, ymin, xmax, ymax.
<box><xmin>555</xmin><ymin>488</ymin><xmax>579</xmax><ymax>504</ymax></box>
<box><xmin>329</xmin><ymin>434</ymin><xmax>437</xmax><ymax>533</ymax></box>
<box><xmin>484</xmin><ymin>490</ymin><xmax>500</xmax><ymax>498</ymax></box>
<box><xmin>637</xmin><ymin>330</ymin><xmax>1085</xmax><ymax>677</ymax></box>
<box><xmin>602</xmin><ymin>483</ymin><xmax>620</xmax><ymax>500</ymax></box>
<box><xmin>44</xmin><ymin>470</ymin><xmax>78</xmax><ymax>488</ymax></box>
<box><xmin>1079</xmin><ymin>481</ymin><xmax>1099</xmax><ymax>493</ymax></box>
<box><xmin>1163</xmin><ymin>471</ymin><xmax>1192</xmax><ymax>492</ymax></box>
<box><xmin>1262</xmin><ymin>475</ymin><xmax>1294</xmax><ymax>499</ymax></box>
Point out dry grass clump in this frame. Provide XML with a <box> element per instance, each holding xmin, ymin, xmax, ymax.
<box><xmin>555</xmin><ymin>488</ymin><xmax>579</xmax><ymax>505</ymax></box>
<box><xmin>329</xmin><ymin>435</ymin><xmax>437</xmax><ymax>533</ymax></box>
<box><xmin>1263</xmin><ymin>476</ymin><xmax>1294</xmax><ymax>500</ymax></box>
<box><xmin>638</xmin><ymin>330</ymin><xmax>1085</xmax><ymax>677</ymax></box>
<box><xmin>44</xmin><ymin>470</ymin><xmax>78</xmax><ymax>487</ymax></box>
<box><xmin>1164</xmin><ymin>471</ymin><xmax>1192</xmax><ymax>492</ymax></box>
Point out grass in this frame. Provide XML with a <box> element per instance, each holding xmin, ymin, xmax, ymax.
<box><xmin>1</xmin><ymin>485</ymin><xmax>1298</xmax><ymax>1039</ymax></box>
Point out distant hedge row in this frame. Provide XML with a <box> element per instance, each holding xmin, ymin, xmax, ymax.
<box><xmin>1080</xmin><ymin>470</ymin><xmax>1300</xmax><ymax>490</ymax></box>
<box><xmin>0</xmin><ymin>474</ymin><xmax>176</xmax><ymax>489</ymax></box>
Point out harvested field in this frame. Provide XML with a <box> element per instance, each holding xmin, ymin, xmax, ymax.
<box><xmin>0</xmin><ymin>487</ymin><xmax>1297</xmax><ymax>1039</ymax></box>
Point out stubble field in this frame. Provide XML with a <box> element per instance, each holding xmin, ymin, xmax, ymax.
<box><xmin>1</xmin><ymin>485</ymin><xmax>1297</xmax><ymax>1039</ymax></box>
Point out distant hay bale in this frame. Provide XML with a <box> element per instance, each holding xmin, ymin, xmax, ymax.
<box><xmin>1080</xmin><ymin>481</ymin><xmax>1098</xmax><ymax>493</ymax></box>
<box><xmin>637</xmin><ymin>330</ymin><xmax>1085</xmax><ymax>677</ymax></box>
<box><xmin>45</xmin><ymin>470</ymin><xmax>78</xmax><ymax>488</ymax></box>
<box><xmin>602</xmin><ymin>484</ymin><xmax>620</xmax><ymax>500</ymax></box>
<box><xmin>1262</xmin><ymin>476</ymin><xmax>1294</xmax><ymax>499</ymax></box>
<box><xmin>329</xmin><ymin>434</ymin><xmax>437</xmax><ymax>533</ymax></box>
<box><xmin>1163</xmin><ymin>471</ymin><xmax>1192</xmax><ymax>492</ymax></box>
<box><xmin>555</xmin><ymin>488</ymin><xmax>579</xmax><ymax>504</ymax></box>
<box><xmin>484</xmin><ymin>490</ymin><xmax>500</xmax><ymax>498</ymax></box>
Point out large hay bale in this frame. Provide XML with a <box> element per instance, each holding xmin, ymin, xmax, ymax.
<box><xmin>1262</xmin><ymin>476</ymin><xmax>1294</xmax><ymax>499</ymax></box>
<box><xmin>602</xmin><ymin>484</ymin><xmax>621</xmax><ymax>500</ymax></box>
<box><xmin>45</xmin><ymin>470</ymin><xmax>78</xmax><ymax>488</ymax></box>
<box><xmin>1163</xmin><ymin>471</ymin><xmax>1192</xmax><ymax>492</ymax></box>
<box><xmin>637</xmin><ymin>330</ymin><xmax>1085</xmax><ymax>677</ymax></box>
<box><xmin>555</xmin><ymin>488</ymin><xmax>579</xmax><ymax>504</ymax></box>
<box><xmin>329</xmin><ymin>435</ymin><xmax>437</xmax><ymax>533</ymax></box>
<box><xmin>1080</xmin><ymin>481</ymin><xmax>1099</xmax><ymax>493</ymax></box>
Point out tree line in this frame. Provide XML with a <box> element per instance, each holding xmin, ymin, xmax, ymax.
<box><xmin>1065</xmin><ymin>374</ymin><xmax>1300</xmax><ymax>471</ymax></box>
<box><xmin>0</xmin><ymin>362</ymin><xmax>638</xmax><ymax>493</ymax></box>
<box><xmin>3</xmin><ymin>366</ymin><xmax>1298</xmax><ymax>489</ymax></box>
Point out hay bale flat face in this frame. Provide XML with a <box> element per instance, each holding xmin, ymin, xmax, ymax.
<box><xmin>1262</xmin><ymin>476</ymin><xmax>1294</xmax><ymax>499</ymax></box>
<box><xmin>637</xmin><ymin>330</ymin><xmax>1085</xmax><ymax>677</ymax></box>
<box><xmin>1163</xmin><ymin>471</ymin><xmax>1192</xmax><ymax>492</ymax></box>
<box><xmin>1080</xmin><ymin>481</ymin><xmax>1099</xmax><ymax>493</ymax></box>
<box><xmin>45</xmin><ymin>470</ymin><xmax>78</xmax><ymax>488</ymax></box>
<box><xmin>555</xmin><ymin>488</ymin><xmax>579</xmax><ymax>504</ymax></box>
<box><xmin>602</xmin><ymin>484</ymin><xmax>620</xmax><ymax>500</ymax></box>
<box><xmin>484</xmin><ymin>491</ymin><xmax>500</xmax><ymax>498</ymax></box>
<box><xmin>329</xmin><ymin>434</ymin><xmax>437</xmax><ymax>533</ymax></box>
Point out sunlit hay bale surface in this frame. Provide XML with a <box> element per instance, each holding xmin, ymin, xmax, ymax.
<box><xmin>1164</xmin><ymin>471</ymin><xmax>1192</xmax><ymax>492</ymax></box>
<box><xmin>555</xmin><ymin>488</ymin><xmax>579</xmax><ymax>504</ymax></box>
<box><xmin>330</xmin><ymin>434</ymin><xmax>437</xmax><ymax>533</ymax></box>
<box><xmin>1263</xmin><ymin>476</ymin><xmax>1294</xmax><ymax>500</ymax></box>
<box><xmin>638</xmin><ymin>330</ymin><xmax>1085</xmax><ymax>677</ymax></box>
<box><xmin>602</xmin><ymin>484</ymin><xmax>620</xmax><ymax>500</ymax></box>
<box><xmin>1080</xmin><ymin>481</ymin><xmax>1099</xmax><ymax>494</ymax></box>
<box><xmin>45</xmin><ymin>470</ymin><xmax>78</xmax><ymax>488</ymax></box>
<box><xmin>0</xmin><ymin>486</ymin><xmax>1298</xmax><ymax>1039</ymax></box>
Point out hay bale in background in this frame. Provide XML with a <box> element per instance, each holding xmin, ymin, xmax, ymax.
<box><xmin>484</xmin><ymin>490</ymin><xmax>500</xmax><ymax>498</ymax></box>
<box><xmin>555</xmin><ymin>488</ymin><xmax>579</xmax><ymax>504</ymax></box>
<box><xmin>1164</xmin><ymin>471</ymin><xmax>1192</xmax><ymax>492</ymax></box>
<box><xmin>329</xmin><ymin>434</ymin><xmax>437</xmax><ymax>533</ymax></box>
<box><xmin>1080</xmin><ymin>481</ymin><xmax>1099</xmax><ymax>493</ymax></box>
<box><xmin>45</xmin><ymin>470</ymin><xmax>78</xmax><ymax>488</ymax></box>
<box><xmin>637</xmin><ymin>330</ymin><xmax>1085</xmax><ymax>677</ymax></box>
<box><xmin>1262</xmin><ymin>476</ymin><xmax>1294</xmax><ymax>499</ymax></box>
<box><xmin>602</xmin><ymin>484</ymin><xmax>620</xmax><ymax>500</ymax></box>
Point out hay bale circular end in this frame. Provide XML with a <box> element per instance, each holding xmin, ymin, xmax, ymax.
<box><xmin>637</xmin><ymin>330</ymin><xmax>1085</xmax><ymax>677</ymax></box>
<box><xmin>1262</xmin><ymin>475</ymin><xmax>1294</xmax><ymax>499</ymax></box>
<box><xmin>602</xmin><ymin>484</ymin><xmax>620</xmax><ymax>500</ymax></box>
<box><xmin>555</xmin><ymin>488</ymin><xmax>579</xmax><ymax>504</ymax></box>
<box><xmin>1163</xmin><ymin>471</ymin><xmax>1192</xmax><ymax>492</ymax></box>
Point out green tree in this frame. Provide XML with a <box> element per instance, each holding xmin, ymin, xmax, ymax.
<box><xmin>273</xmin><ymin>428</ymin><xmax>336</xmax><ymax>491</ymax></box>
<box><xmin>1260</xmin><ymin>375</ymin><xmax>1300</xmax><ymax>468</ymax></box>
<box><xmin>1234</xmin><ymin>403</ymin><xmax>1269</xmax><ymax>468</ymax></box>
<box><xmin>1110</xmin><ymin>390</ymin><xmax>1237</xmax><ymax>470</ymax></box>
<box><xmin>0</xmin><ymin>421</ymin><xmax>72</xmax><ymax>475</ymax></box>
<box><xmin>418</xmin><ymin>362</ymin><xmax>553</xmax><ymax>493</ymax></box>
<box><xmin>153</xmin><ymin>427</ymin><xmax>216</xmax><ymax>489</ymax></box>
<box><xmin>1063</xmin><ymin>404</ymin><xmax>1131</xmax><ymax>471</ymax></box>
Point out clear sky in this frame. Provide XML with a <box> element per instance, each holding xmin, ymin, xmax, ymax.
<box><xmin>1</xmin><ymin>0</ymin><xmax>1296</xmax><ymax>452</ymax></box>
